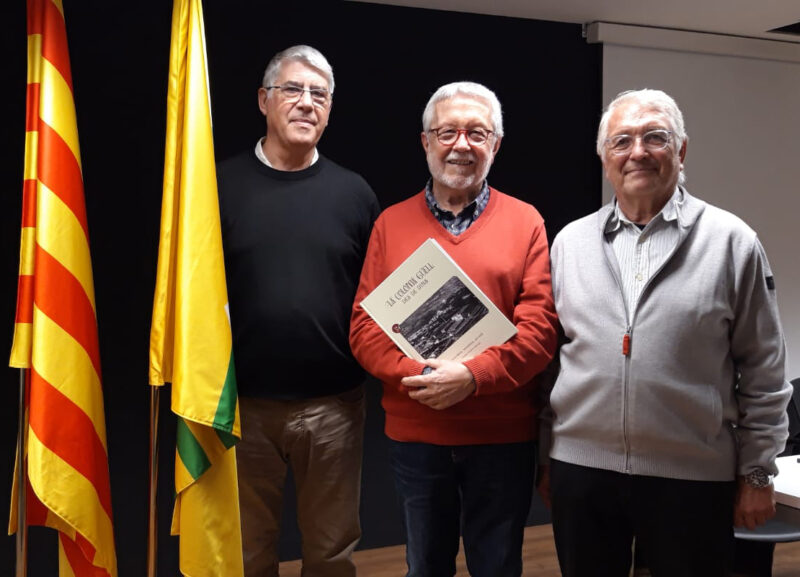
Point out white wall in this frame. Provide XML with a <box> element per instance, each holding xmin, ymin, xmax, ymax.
<box><xmin>595</xmin><ymin>26</ymin><xmax>800</xmax><ymax>378</ymax></box>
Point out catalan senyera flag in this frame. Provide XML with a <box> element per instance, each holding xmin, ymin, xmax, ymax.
<box><xmin>8</xmin><ymin>0</ymin><xmax>117</xmax><ymax>576</ymax></box>
<box><xmin>148</xmin><ymin>0</ymin><xmax>243</xmax><ymax>575</ymax></box>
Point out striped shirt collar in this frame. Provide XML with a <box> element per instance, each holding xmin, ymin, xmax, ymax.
<box><xmin>606</xmin><ymin>187</ymin><xmax>682</xmax><ymax>234</ymax></box>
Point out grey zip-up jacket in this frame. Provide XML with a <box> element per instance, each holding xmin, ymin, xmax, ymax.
<box><xmin>548</xmin><ymin>189</ymin><xmax>791</xmax><ymax>481</ymax></box>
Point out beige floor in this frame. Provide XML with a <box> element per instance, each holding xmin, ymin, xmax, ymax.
<box><xmin>279</xmin><ymin>524</ymin><xmax>800</xmax><ymax>577</ymax></box>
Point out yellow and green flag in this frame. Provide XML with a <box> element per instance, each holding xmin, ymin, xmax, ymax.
<box><xmin>148</xmin><ymin>0</ymin><xmax>243</xmax><ymax>575</ymax></box>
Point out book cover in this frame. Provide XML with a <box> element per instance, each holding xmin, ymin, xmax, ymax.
<box><xmin>359</xmin><ymin>238</ymin><xmax>517</xmax><ymax>362</ymax></box>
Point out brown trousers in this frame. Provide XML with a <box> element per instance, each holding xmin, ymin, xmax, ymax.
<box><xmin>237</xmin><ymin>387</ymin><xmax>365</xmax><ymax>577</ymax></box>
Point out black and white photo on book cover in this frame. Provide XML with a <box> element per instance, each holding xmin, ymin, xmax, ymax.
<box><xmin>399</xmin><ymin>276</ymin><xmax>488</xmax><ymax>359</ymax></box>
<box><xmin>359</xmin><ymin>238</ymin><xmax>516</xmax><ymax>362</ymax></box>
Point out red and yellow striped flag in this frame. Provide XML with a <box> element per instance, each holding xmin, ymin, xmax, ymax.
<box><xmin>148</xmin><ymin>0</ymin><xmax>243</xmax><ymax>575</ymax></box>
<box><xmin>8</xmin><ymin>1</ymin><xmax>117</xmax><ymax>575</ymax></box>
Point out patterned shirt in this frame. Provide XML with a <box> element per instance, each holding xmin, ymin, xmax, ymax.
<box><xmin>424</xmin><ymin>180</ymin><xmax>490</xmax><ymax>236</ymax></box>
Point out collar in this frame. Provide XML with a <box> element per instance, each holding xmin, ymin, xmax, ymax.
<box><xmin>599</xmin><ymin>186</ymin><xmax>703</xmax><ymax>234</ymax></box>
<box><xmin>605</xmin><ymin>187</ymin><xmax>683</xmax><ymax>234</ymax></box>
<box><xmin>254</xmin><ymin>137</ymin><xmax>319</xmax><ymax>168</ymax></box>
<box><xmin>424</xmin><ymin>179</ymin><xmax>489</xmax><ymax>219</ymax></box>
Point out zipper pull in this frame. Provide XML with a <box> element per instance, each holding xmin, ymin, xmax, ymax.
<box><xmin>622</xmin><ymin>327</ymin><xmax>631</xmax><ymax>356</ymax></box>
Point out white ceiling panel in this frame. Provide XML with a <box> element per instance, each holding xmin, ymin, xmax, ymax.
<box><xmin>354</xmin><ymin>0</ymin><xmax>800</xmax><ymax>43</ymax></box>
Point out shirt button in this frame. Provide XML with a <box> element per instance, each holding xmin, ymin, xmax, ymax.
<box><xmin>635</xmin><ymin>273</ymin><xmax>644</xmax><ymax>281</ymax></box>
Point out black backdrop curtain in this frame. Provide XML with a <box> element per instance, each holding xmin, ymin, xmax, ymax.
<box><xmin>0</xmin><ymin>2</ymin><xmax>601</xmax><ymax>574</ymax></box>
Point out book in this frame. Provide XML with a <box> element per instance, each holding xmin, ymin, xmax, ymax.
<box><xmin>359</xmin><ymin>238</ymin><xmax>517</xmax><ymax>362</ymax></box>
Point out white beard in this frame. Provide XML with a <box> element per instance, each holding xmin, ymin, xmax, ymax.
<box><xmin>427</xmin><ymin>151</ymin><xmax>492</xmax><ymax>192</ymax></box>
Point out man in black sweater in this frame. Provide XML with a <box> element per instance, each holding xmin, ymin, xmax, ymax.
<box><xmin>217</xmin><ymin>45</ymin><xmax>379</xmax><ymax>577</ymax></box>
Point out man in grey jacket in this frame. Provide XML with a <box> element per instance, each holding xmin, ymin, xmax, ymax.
<box><xmin>542</xmin><ymin>89</ymin><xmax>791</xmax><ymax>577</ymax></box>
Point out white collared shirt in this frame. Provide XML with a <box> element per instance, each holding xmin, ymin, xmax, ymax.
<box><xmin>605</xmin><ymin>188</ymin><xmax>683</xmax><ymax>317</ymax></box>
<box><xmin>254</xmin><ymin>137</ymin><xmax>319</xmax><ymax>168</ymax></box>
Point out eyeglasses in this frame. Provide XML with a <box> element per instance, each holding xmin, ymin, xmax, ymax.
<box><xmin>266</xmin><ymin>83</ymin><xmax>331</xmax><ymax>107</ymax></box>
<box><xmin>429</xmin><ymin>127</ymin><xmax>495</xmax><ymax>147</ymax></box>
<box><xmin>605</xmin><ymin>129</ymin><xmax>673</xmax><ymax>155</ymax></box>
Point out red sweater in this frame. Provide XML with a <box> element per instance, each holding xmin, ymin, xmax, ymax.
<box><xmin>350</xmin><ymin>189</ymin><xmax>558</xmax><ymax>445</ymax></box>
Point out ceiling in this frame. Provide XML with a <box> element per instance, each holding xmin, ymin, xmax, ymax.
<box><xmin>357</xmin><ymin>0</ymin><xmax>800</xmax><ymax>44</ymax></box>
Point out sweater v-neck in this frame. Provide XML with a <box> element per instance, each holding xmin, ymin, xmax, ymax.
<box><xmin>416</xmin><ymin>187</ymin><xmax>497</xmax><ymax>245</ymax></box>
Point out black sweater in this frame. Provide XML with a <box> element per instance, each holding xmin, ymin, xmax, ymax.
<box><xmin>217</xmin><ymin>151</ymin><xmax>380</xmax><ymax>399</ymax></box>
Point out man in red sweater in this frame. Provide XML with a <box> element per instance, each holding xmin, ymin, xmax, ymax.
<box><xmin>350</xmin><ymin>82</ymin><xmax>558</xmax><ymax>577</ymax></box>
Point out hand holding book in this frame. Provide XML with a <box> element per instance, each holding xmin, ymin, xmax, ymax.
<box><xmin>401</xmin><ymin>358</ymin><xmax>476</xmax><ymax>410</ymax></box>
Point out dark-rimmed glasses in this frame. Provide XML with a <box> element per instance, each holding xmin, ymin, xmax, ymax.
<box><xmin>605</xmin><ymin>129</ymin><xmax>673</xmax><ymax>155</ymax></box>
<box><xmin>428</xmin><ymin>127</ymin><xmax>494</xmax><ymax>147</ymax></box>
<box><xmin>266</xmin><ymin>83</ymin><xmax>331</xmax><ymax>107</ymax></box>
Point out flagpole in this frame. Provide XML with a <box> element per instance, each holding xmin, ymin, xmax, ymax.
<box><xmin>16</xmin><ymin>368</ymin><xmax>28</xmax><ymax>577</ymax></box>
<box><xmin>147</xmin><ymin>385</ymin><xmax>160</xmax><ymax>577</ymax></box>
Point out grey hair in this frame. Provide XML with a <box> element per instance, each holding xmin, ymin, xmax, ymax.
<box><xmin>596</xmin><ymin>89</ymin><xmax>688</xmax><ymax>185</ymax></box>
<box><xmin>262</xmin><ymin>45</ymin><xmax>334</xmax><ymax>95</ymax></box>
<box><xmin>422</xmin><ymin>82</ymin><xmax>504</xmax><ymax>137</ymax></box>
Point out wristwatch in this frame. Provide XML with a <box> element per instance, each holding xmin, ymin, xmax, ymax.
<box><xmin>743</xmin><ymin>467</ymin><xmax>772</xmax><ymax>489</ymax></box>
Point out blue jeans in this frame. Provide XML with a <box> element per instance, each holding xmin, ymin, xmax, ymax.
<box><xmin>389</xmin><ymin>440</ymin><xmax>536</xmax><ymax>577</ymax></box>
